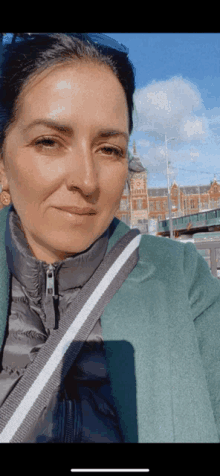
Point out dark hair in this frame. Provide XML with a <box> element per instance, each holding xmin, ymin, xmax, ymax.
<box><xmin>0</xmin><ymin>33</ymin><xmax>135</xmax><ymax>153</ymax></box>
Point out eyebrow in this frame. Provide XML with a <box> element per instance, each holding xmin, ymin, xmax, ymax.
<box><xmin>23</xmin><ymin>119</ymin><xmax>129</xmax><ymax>141</ymax></box>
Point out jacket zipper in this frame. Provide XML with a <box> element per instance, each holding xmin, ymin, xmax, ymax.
<box><xmin>65</xmin><ymin>398</ymin><xmax>82</xmax><ymax>442</ymax></box>
<box><xmin>44</xmin><ymin>264</ymin><xmax>58</xmax><ymax>330</ymax></box>
<box><xmin>45</xmin><ymin>265</ymin><xmax>79</xmax><ymax>442</ymax></box>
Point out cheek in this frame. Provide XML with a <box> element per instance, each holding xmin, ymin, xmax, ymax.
<box><xmin>7</xmin><ymin>150</ymin><xmax>50</xmax><ymax>193</ymax></box>
<box><xmin>100</xmin><ymin>164</ymin><xmax>128</xmax><ymax>203</ymax></box>
<box><xmin>5</xmin><ymin>147</ymin><xmax>31</xmax><ymax>179</ymax></box>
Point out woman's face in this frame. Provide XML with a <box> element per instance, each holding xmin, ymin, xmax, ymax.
<box><xmin>0</xmin><ymin>62</ymin><xmax>129</xmax><ymax>263</ymax></box>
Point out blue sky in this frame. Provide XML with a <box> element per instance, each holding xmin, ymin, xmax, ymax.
<box><xmin>107</xmin><ymin>33</ymin><xmax>220</xmax><ymax>189</ymax></box>
<box><xmin>3</xmin><ymin>33</ymin><xmax>220</xmax><ymax>189</ymax></box>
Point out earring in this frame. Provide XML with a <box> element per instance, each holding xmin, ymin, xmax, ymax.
<box><xmin>0</xmin><ymin>184</ymin><xmax>11</xmax><ymax>206</ymax></box>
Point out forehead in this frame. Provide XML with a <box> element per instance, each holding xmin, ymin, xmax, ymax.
<box><xmin>15</xmin><ymin>62</ymin><xmax>129</xmax><ymax>131</ymax></box>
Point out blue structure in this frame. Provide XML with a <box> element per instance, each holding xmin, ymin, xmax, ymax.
<box><xmin>158</xmin><ymin>208</ymin><xmax>220</xmax><ymax>237</ymax></box>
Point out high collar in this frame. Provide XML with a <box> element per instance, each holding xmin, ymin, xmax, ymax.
<box><xmin>5</xmin><ymin>205</ymin><xmax>109</xmax><ymax>300</ymax></box>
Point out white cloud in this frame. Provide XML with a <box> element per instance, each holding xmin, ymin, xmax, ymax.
<box><xmin>139</xmin><ymin>141</ymin><xmax>202</xmax><ymax>180</ymax></box>
<box><xmin>133</xmin><ymin>76</ymin><xmax>206</xmax><ymax>140</ymax></box>
<box><xmin>137</xmin><ymin>139</ymin><xmax>150</xmax><ymax>148</ymax></box>
<box><xmin>145</xmin><ymin>90</ymin><xmax>172</xmax><ymax>112</ymax></box>
<box><xmin>190</xmin><ymin>149</ymin><xmax>199</xmax><ymax>157</ymax></box>
<box><xmin>179</xmin><ymin>116</ymin><xmax>207</xmax><ymax>140</ymax></box>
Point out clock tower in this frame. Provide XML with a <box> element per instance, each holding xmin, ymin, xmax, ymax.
<box><xmin>116</xmin><ymin>140</ymin><xmax>148</xmax><ymax>233</ymax></box>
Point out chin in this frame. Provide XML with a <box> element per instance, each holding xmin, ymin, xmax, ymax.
<box><xmin>50</xmin><ymin>234</ymin><xmax>97</xmax><ymax>257</ymax></box>
<box><xmin>56</xmin><ymin>242</ymin><xmax>93</xmax><ymax>256</ymax></box>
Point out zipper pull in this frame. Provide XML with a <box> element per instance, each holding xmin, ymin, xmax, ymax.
<box><xmin>46</xmin><ymin>264</ymin><xmax>56</xmax><ymax>297</ymax></box>
<box><xmin>44</xmin><ymin>264</ymin><xmax>58</xmax><ymax>330</ymax></box>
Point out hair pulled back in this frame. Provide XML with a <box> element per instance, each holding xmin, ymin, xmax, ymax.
<box><xmin>0</xmin><ymin>33</ymin><xmax>135</xmax><ymax>153</ymax></box>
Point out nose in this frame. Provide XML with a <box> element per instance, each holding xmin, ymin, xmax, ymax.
<box><xmin>65</xmin><ymin>142</ymin><xmax>99</xmax><ymax>197</ymax></box>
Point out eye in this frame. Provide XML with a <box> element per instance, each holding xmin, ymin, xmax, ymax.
<box><xmin>99</xmin><ymin>146</ymin><xmax>124</xmax><ymax>158</ymax></box>
<box><xmin>34</xmin><ymin>137</ymin><xmax>60</xmax><ymax>149</ymax></box>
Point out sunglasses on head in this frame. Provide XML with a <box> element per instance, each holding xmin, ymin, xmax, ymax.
<box><xmin>1</xmin><ymin>32</ymin><xmax>129</xmax><ymax>56</ymax></box>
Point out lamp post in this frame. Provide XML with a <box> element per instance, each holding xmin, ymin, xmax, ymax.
<box><xmin>197</xmin><ymin>185</ymin><xmax>201</xmax><ymax>211</ymax></box>
<box><xmin>178</xmin><ymin>185</ymin><xmax>181</xmax><ymax>217</ymax></box>
<box><xmin>165</xmin><ymin>135</ymin><xmax>176</xmax><ymax>239</ymax></box>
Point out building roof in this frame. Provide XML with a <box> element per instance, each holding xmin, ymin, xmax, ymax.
<box><xmin>180</xmin><ymin>185</ymin><xmax>210</xmax><ymax>195</ymax></box>
<box><xmin>128</xmin><ymin>158</ymin><xmax>146</xmax><ymax>173</ymax></box>
<box><xmin>148</xmin><ymin>184</ymin><xmax>211</xmax><ymax>197</ymax></box>
<box><xmin>148</xmin><ymin>188</ymin><xmax>168</xmax><ymax>197</ymax></box>
<box><xmin>128</xmin><ymin>140</ymin><xmax>146</xmax><ymax>173</ymax></box>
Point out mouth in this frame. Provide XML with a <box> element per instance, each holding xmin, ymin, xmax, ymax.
<box><xmin>55</xmin><ymin>206</ymin><xmax>97</xmax><ymax>216</ymax></box>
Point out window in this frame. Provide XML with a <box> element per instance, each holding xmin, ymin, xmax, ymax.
<box><xmin>156</xmin><ymin>201</ymin><xmax>160</xmax><ymax>210</ymax></box>
<box><xmin>149</xmin><ymin>202</ymin><xmax>154</xmax><ymax>211</ymax></box>
<box><xmin>190</xmin><ymin>200</ymin><xmax>195</xmax><ymax>209</ymax></box>
<box><xmin>199</xmin><ymin>213</ymin><xmax>206</xmax><ymax>220</ymax></box>
<box><xmin>142</xmin><ymin>199</ymin><xmax>147</xmax><ymax>209</ymax></box>
<box><xmin>120</xmin><ymin>198</ymin><xmax>128</xmax><ymax>211</ymax></box>
<box><xmin>208</xmin><ymin>210</ymin><xmax>217</xmax><ymax>219</ymax></box>
<box><xmin>137</xmin><ymin>199</ymin><xmax>142</xmax><ymax>210</ymax></box>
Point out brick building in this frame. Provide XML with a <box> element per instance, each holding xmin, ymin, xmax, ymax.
<box><xmin>116</xmin><ymin>142</ymin><xmax>220</xmax><ymax>231</ymax></box>
<box><xmin>148</xmin><ymin>177</ymin><xmax>220</xmax><ymax>221</ymax></box>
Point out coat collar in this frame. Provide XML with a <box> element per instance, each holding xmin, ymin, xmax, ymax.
<box><xmin>5</xmin><ymin>204</ymin><xmax>109</xmax><ymax>300</ymax></box>
<box><xmin>107</xmin><ymin>218</ymin><xmax>156</xmax><ymax>282</ymax></box>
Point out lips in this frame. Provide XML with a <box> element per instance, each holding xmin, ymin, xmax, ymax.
<box><xmin>55</xmin><ymin>206</ymin><xmax>96</xmax><ymax>215</ymax></box>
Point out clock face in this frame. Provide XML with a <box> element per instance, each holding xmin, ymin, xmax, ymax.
<box><xmin>136</xmin><ymin>180</ymin><xmax>143</xmax><ymax>189</ymax></box>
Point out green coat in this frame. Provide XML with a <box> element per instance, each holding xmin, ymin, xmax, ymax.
<box><xmin>0</xmin><ymin>204</ymin><xmax>220</xmax><ymax>443</ymax></box>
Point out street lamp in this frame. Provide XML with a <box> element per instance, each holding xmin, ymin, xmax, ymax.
<box><xmin>165</xmin><ymin>135</ymin><xmax>176</xmax><ymax>239</ymax></box>
<box><xmin>197</xmin><ymin>185</ymin><xmax>201</xmax><ymax>211</ymax></box>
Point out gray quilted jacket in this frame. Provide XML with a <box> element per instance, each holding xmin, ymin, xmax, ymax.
<box><xmin>0</xmin><ymin>205</ymin><xmax>123</xmax><ymax>442</ymax></box>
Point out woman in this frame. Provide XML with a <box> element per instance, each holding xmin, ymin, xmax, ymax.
<box><xmin>0</xmin><ymin>33</ymin><xmax>220</xmax><ymax>443</ymax></box>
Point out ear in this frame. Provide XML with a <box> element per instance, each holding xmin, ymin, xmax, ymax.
<box><xmin>0</xmin><ymin>153</ymin><xmax>10</xmax><ymax>192</ymax></box>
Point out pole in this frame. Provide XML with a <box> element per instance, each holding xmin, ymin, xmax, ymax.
<box><xmin>165</xmin><ymin>134</ymin><xmax>174</xmax><ymax>239</ymax></box>
<box><xmin>178</xmin><ymin>185</ymin><xmax>181</xmax><ymax>217</ymax></box>
<box><xmin>130</xmin><ymin>176</ymin><xmax>133</xmax><ymax>228</ymax></box>
<box><xmin>145</xmin><ymin>169</ymin><xmax>150</xmax><ymax>233</ymax></box>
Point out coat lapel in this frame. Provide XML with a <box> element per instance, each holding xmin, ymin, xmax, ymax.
<box><xmin>107</xmin><ymin>218</ymin><xmax>156</xmax><ymax>282</ymax></box>
<box><xmin>103</xmin><ymin>225</ymin><xmax>174</xmax><ymax>442</ymax></box>
<box><xmin>100</xmin><ymin>251</ymin><xmax>175</xmax><ymax>442</ymax></box>
<box><xmin>102</xmin><ymin>228</ymin><xmax>219</xmax><ymax>442</ymax></box>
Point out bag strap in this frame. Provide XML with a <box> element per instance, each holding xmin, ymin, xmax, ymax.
<box><xmin>0</xmin><ymin>227</ymin><xmax>141</xmax><ymax>443</ymax></box>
